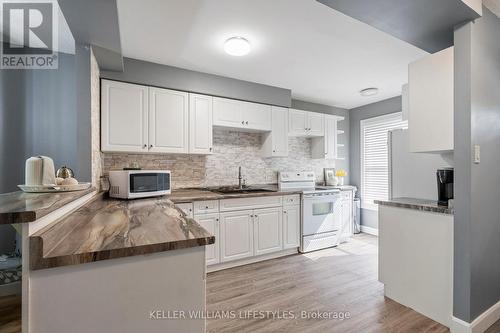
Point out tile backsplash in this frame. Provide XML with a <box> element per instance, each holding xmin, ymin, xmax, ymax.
<box><xmin>102</xmin><ymin>129</ymin><xmax>343</xmax><ymax>189</ymax></box>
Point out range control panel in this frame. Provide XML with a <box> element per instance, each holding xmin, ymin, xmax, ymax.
<box><xmin>278</xmin><ymin>171</ymin><xmax>315</xmax><ymax>182</ymax></box>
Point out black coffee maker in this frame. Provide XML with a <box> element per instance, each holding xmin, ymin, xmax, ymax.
<box><xmin>437</xmin><ymin>168</ymin><xmax>454</xmax><ymax>206</ymax></box>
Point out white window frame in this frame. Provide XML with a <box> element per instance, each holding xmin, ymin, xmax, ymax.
<box><xmin>360</xmin><ymin>112</ymin><xmax>407</xmax><ymax>210</ymax></box>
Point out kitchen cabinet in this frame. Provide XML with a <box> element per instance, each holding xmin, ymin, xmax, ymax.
<box><xmin>308</xmin><ymin>112</ymin><xmax>325</xmax><ymax>137</ymax></box>
<box><xmin>288</xmin><ymin>109</ymin><xmax>324</xmax><ymax>137</ymax></box>
<box><xmin>148</xmin><ymin>87</ymin><xmax>189</xmax><ymax>153</ymax></box>
<box><xmin>340</xmin><ymin>190</ymin><xmax>354</xmax><ymax>242</ymax></box>
<box><xmin>101</xmin><ymin>79</ymin><xmax>149</xmax><ymax>153</ymax></box>
<box><xmin>176</xmin><ymin>203</ymin><xmax>194</xmax><ymax>218</ymax></box>
<box><xmin>220</xmin><ymin>210</ymin><xmax>254</xmax><ymax>262</ymax></box>
<box><xmin>189</xmin><ymin>93</ymin><xmax>213</xmax><ymax>154</ymax></box>
<box><xmin>213</xmin><ymin>97</ymin><xmax>271</xmax><ymax>131</ymax></box>
<box><xmin>311</xmin><ymin>115</ymin><xmax>343</xmax><ymax>160</ymax></box>
<box><xmin>253</xmin><ymin>207</ymin><xmax>283</xmax><ymax>256</ymax></box>
<box><xmin>283</xmin><ymin>204</ymin><xmax>300</xmax><ymax>249</ymax></box>
<box><xmin>195</xmin><ymin>213</ymin><xmax>220</xmax><ymax>265</ymax></box>
<box><xmin>262</xmin><ymin>106</ymin><xmax>289</xmax><ymax>157</ymax></box>
<box><xmin>408</xmin><ymin>46</ymin><xmax>454</xmax><ymax>152</ymax></box>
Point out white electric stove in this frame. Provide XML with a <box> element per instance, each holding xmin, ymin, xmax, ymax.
<box><xmin>278</xmin><ymin>171</ymin><xmax>343</xmax><ymax>253</ymax></box>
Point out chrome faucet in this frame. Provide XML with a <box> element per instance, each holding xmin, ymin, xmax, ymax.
<box><xmin>238</xmin><ymin>166</ymin><xmax>243</xmax><ymax>189</ymax></box>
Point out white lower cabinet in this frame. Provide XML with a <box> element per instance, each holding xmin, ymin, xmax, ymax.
<box><xmin>283</xmin><ymin>204</ymin><xmax>300</xmax><ymax>249</ymax></box>
<box><xmin>253</xmin><ymin>207</ymin><xmax>283</xmax><ymax>256</ymax></box>
<box><xmin>184</xmin><ymin>195</ymin><xmax>301</xmax><ymax>267</ymax></box>
<box><xmin>220</xmin><ymin>210</ymin><xmax>254</xmax><ymax>262</ymax></box>
<box><xmin>340</xmin><ymin>190</ymin><xmax>354</xmax><ymax>242</ymax></box>
<box><xmin>195</xmin><ymin>213</ymin><xmax>220</xmax><ymax>265</ymax></box>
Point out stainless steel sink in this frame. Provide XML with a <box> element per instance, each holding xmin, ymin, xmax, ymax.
<box><xmin>211</xmin><ymin>186</ymin><xmax>276</xmax><ymax>194</ymax></box>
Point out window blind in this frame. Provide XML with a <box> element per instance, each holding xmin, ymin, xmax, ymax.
<box><xmin>360</xmin><ymin>112</ymin><xmax>407</xmax><ymax>210</ymax></box>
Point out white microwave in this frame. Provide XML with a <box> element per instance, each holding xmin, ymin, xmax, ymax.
<box><xmin>108</xmin><ymin>170</ymin><xmax>171</xmax><ymax>199</ymax></box>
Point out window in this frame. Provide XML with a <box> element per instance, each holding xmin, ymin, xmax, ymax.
<box><xmin>360</xmin><ymin>112</ymin><xmax>407</xmax><ymax>210</ymax></box>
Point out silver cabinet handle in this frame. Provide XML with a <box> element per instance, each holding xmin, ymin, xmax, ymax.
<box><xmin>241</xmin><ymin>121</ymin><xmax>245</xmax><ymax>124</ymax></box>
<box><xmin>143</xmin><ymin>144</ymin><xmax>147</xmax><ymax>149</ymax></box>
<box><xmin>149</xmin><ymin>144</ymin><xmax>153</xmax><ymax>148</ymax></box>
<box><xmin>245</xmin><ymin>121</ymin><xmax>249</xmax><ymax>125</ymax></box>
<box><xmin>209</xmin><ymin>147</ymin><xmax>213</xmax><ymax>152</ymax></box>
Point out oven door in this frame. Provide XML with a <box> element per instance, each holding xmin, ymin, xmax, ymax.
<box><xmin>302</xmin><ymin>193</ymin><xmax>341</xmax><ymax>236</ymax></box>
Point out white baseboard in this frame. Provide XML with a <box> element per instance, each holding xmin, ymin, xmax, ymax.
<box><xmin>207</xmin><ymin>248</ymin><xmax>298</xmax><ymax>273</ymax></box>
<box><xmin>452</xmin><ymin>299</ymin><xmax>500</xmax><ymax>333</ymax></box>
<box><xmin>360</xmin><ymin>225</ymin><xmax>379</xmax><ymax>236</ymax></box>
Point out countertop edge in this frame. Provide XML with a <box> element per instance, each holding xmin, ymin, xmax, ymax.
<box><xmin>0</xmin><ymin>187</ymin><xmax>97</xmax><ymax>225</ymax></box>
<box><xmin>375</xmin><ymin>199</ymin><xmax>454</xmax><ymax>215</ymax></box>
<box><xmin>29</xmin><ymin>231</ymin><xmax>215</xmax><ymax>271</ymax></box>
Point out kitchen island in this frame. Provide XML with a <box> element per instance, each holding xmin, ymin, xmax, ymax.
<box><xmin>9</xmin><ymin>192</ymin><xmax>214</xmax><ymax>333</ymax></box>
<box><xmin>375</xmin><ymin>198</ymin><xmax>453</xmax><ymax>328</ymax></box>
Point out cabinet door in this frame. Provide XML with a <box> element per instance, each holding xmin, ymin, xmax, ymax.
<box><xmin>243</xmin><ymin>102</ymin><xmax>272</xmax><ymax>131</ymax></box>
<box><xmin>176</xmin><ymin>203</ymin><xmax>194</xmax><ymax>218</ymax></box>
<box><xmin>101</xmin><ymin>80</ymin><xmax>148</xmax><ymax>153</ymax></box>
<box><xmin>272</xmin><ymin>106</ymin><xmax>289</xmax><ymax>156</ymax></box>
<box><xmin>340</xmin><ymin>191</ymin><xmax>353</xmax><ymax>242</ymax></box>
<box><xmin>288</xmin><ymin>109</ymin><xmax>307</xmax><ymax>136</ymax></box>
<box><xmin>409</xmin><ymin>47</ymin><xmax>453</xmax><ymax>152</ymax></box>
<box><xmin>307</xmin><ymin>112</ymin><xmax>325</xmax><ymax>137</ymax></box>
<box><xmin>189</xmin><ymin>93</ymin><xmax>213</xmax><ymax>154</ymax></box>
<box><xmin>148</xmin><ymin>87</ymin><xmax>189</xmax><ymax>153</ymax></box>
<box><xmin>283</xmin><ymin>205</ymin><xmax>300</xmax><ymax>249</ymax></box>
<box><xmin>213</xmin><ymin>97</ymin><xmax>244</xmax><ymax>128</ymax></box>
<box><xmin>195</xmin><ymin>213</ymin><xmax>220</xmax><ymax>265</ymax></box>
<box><xmin>325</xmin><ymin>115</ymin><xmax>338</xmax><ymax>160</ymax></box>
<box><xmin>220</xmin><ymin>210</ymin><xmax>254</xmax><ymax>262</ymax></box>
<box><xmin>253</xmin><ymin>207</ymin><xmax>283</xmax><ymax>256</ymax></box>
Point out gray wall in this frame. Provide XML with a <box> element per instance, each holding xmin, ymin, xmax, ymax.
<box><xmin>454</xmin><ymin>7</ymin><xmax>500</xmax><ymax>323</ymax></box>
<box><xmin>101</xmin><ymin>58</ymin><xmax>292</xmax><ymax>107</ymax></box>
<box><xmin>0</xmin><ymin>44</ymin><xmax>91</xmax><ymax>193</ymax></box>
<box><xmin>291</xmin><ymin>99</ymin><xmax>350</xmax><ymax>183</ymax></box>
<box><xmin>349</xmin><ymin>96</ymin><xmax>402</xmax><ymax>228</ymax></box>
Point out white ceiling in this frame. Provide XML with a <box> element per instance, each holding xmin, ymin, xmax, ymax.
<box><xmin>117</xmin><ymin>0</ymin><xmax>428</xmax><ymax>109</ymax></box>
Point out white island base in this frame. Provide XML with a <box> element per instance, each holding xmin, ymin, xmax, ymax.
<box><xmin>378</xmin><ymin>205</ymin><xmax>453</xmax><ymax>328</ymax></box>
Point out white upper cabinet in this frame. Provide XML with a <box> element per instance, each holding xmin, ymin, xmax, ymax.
<box><xmin>189</xmin><ymin>93</ymin><xmax>213</xmax><ymax>154</ymax></box>
<box><xmin>244</xmin><ymin>102</ymin><xmax>272</xmax><ymax>131</ymax></box>
<box><xmin>101</xmin><ymin>80</ymin><xmax>149</xmax><ymax>153</ymax></box>
<box><xmin>311</xmin><ymin>115</ymin><xmax>342</xmax><ymax>160</ymax></box>
<box><xmin>307</xmin><ymin>112</ymin><xmax>325</xmax><ymax>137</ymax></box>
<box><xmin>213</xmin><ymin>97</ymin><xmax>271</xmax><ymax>131</ymax></box>
<box><xmin>288</xmin><ymin>109</ymin><xmax>308</xmax><ymax>136</ymax></box>
<box><xmin>262</xmin><ymin>106</ymin><xmax>289</xmax><ymax>157</ymax></box>
<box><xmin>213</xmin><ymin>97</ymin><xmax>244</xmax><ymax>128</ymax></box>
<box><xmin>288</xmin><ymin>109</ymin><xmax>325</xmax><ymax>137</ymax></box>
<box><xmin>408</xmin><ymin>46</ymin><xmax>454</xmax><ymax>152</ymax></box>
<box><xmin>148</xmin><ymin>87</ymin><xmax>189</xmax><ymax>153</ymax></box>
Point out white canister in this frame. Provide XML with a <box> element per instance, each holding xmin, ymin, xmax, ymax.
<box><xmin>25</xmin><ymin>156</ymin><xmax>56</xmax><ymax>185</ymax></box>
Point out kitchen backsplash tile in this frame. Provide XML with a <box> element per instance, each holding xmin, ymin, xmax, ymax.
<box><xmin>102</xmin><ymin>129</ymin><xmax>342</xmax><ymax>189</ymax></box>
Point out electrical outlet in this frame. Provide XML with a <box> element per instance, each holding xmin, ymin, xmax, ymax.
<box><xmin>474</xmin><ymin>145</ymin><xmax>480</xmax><ymax>164</ymax></box>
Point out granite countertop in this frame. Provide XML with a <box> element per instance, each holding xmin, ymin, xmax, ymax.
<box><xmin>29</xmin><ymin>193</ymin><xmax>214</xmax><ymax>270</ymax></box>
<box><xmin>375</xmin><ymin>197</ymin><xmax>454</xmax><ymax>215</ymax></box>
<box><xmin>0</xmin><ymin>188</ymin><xmax>96</xmax><ymax>225</ymax></box>
<box><xmin>168</xmin><ymin>184</ymin><xmax>303</xmax><ymax>203</ymax></box>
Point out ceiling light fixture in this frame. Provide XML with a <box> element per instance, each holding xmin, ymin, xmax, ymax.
<box><xmin>224</xmin><ymin>37</ymin><xmax>251</xmax><ymax>56</ymax></box>
<box><xmin>360</xmin><ymin>88</ymin><xmax>379</xmax><ymax>97</ymax></box>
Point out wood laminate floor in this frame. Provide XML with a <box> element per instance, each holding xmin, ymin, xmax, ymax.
<box><xmin>0</xmin><ymin>295</ymin><xmax>21</xmax><ymax>333</ymax></box>
<box><xmin>206</xmin><ymin>234</ymin><xmax>450</xmax><ymax>333</ymax></box>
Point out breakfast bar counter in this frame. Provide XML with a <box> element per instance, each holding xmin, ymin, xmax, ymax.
<box><xmin>29</xmin><ymin>193</ymin><xmax>214</xmax><ymax>270</ymax></box>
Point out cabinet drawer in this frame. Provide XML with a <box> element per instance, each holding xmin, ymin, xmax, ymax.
<box><xmin>284</xmin><ymin>195</ymin><xmax>300</xmax><ymax>206</ymax></box>
<box><xmin>176</xmin><ymin>203</ymin><xmax>194</xmax><ymax>218</ymax></box>
<box><xmin>341</xmin><ymin>191</ymin><xmax>352</xmax><ymax>200</ymax></box>
<box><xmin>193</xmin><ymin>200</ymin><xmax>219</xmax><ymax>214</ymax></box>
<box><xmin>220</xmin><ymin>196</ymin><xmax>283</xmax><ymax>212</ymax></box>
